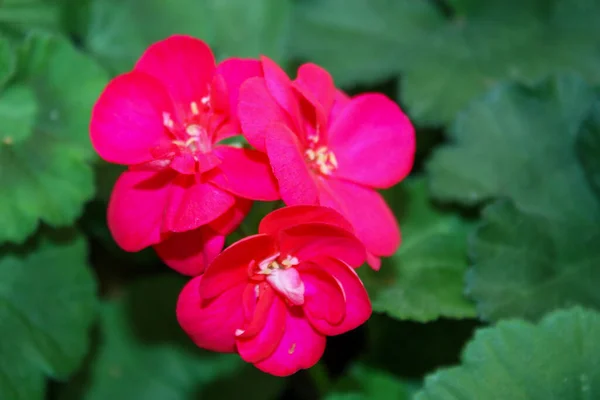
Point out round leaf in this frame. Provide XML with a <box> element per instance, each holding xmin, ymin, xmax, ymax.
<box><xmin>0</xmin><ymin>33</ymin><xmax>109</xmax><ymax>244</ymax></box>
<box><xmin>360</xmin><ymin>179</ymin><xmax>476</xmax><ymax>322</ymax></box>
<box><xmin>0</xmin><ymin>84</ymin><xmax>37</xmax><ymax>145</ymax></box>
<box><xmin>427</xmin><ymin>75</ymin><xmax>600</xmax><ymax>224</ymax></box>
<box><xmin>415</xmin><ymin>307</ymin><xmax>600</xmax><ymax>400</ymax></box>
<box><xmin>468</xmin><ymin>200</ymin><xmax>600</xmax><ymax>321</ymax></box>
<box><xmin>0</xmin><ymin>232</ymin><xmax>97</xmax><ymax>400</ymax></box>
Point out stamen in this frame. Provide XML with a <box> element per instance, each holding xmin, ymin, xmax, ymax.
<box><xmin>288</xmin><ymin>343</ymin><xmax>296</xmax><ymax>354</ymax></box>
<box><xmin>281</xmin><ymin>255</ymin><xmax>299</xmax><ymax>268</ymax></box>
<box><xmin>201</xmin><ymin>95</ymin><xmax>210</xmax><ymax>107</ymax></box>
<box><xmin>162</xmin><ymin>112</ymin><xmax>174</xmax><ymax>129</ymax></box>
<box><xmin>190</xmin><ymin>102</ymin><xmax>200</xmax><ymax>115</ymax></box>
<box><xmin>186</xmin><ymin>124</ymin><xmax>202</xmax><ymax>136</ymax></box>
<box><xmin>305</xmin><ymin>146</ymin><xmax>338</xmax><ymax>175</ymax></box>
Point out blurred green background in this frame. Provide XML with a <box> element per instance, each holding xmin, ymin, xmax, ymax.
<box><xmin>1</xmin><ymin>0</ymin><xmax>600</xmax><ymax>399</ymax></box>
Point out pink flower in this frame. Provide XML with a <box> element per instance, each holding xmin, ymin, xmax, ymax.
<box><xmin>237</xmin><ymin>58</ymin><xmax>416</xmax><ymax>269</ymax></box>
<box><xmin>177</xmin><ymin>205</ymin><xmax>372</xmax><ymax>377</ymax></box>
<box><xmin>90</xmin><ymin>35</ymin><xmax>279</xmax><ymax>275</ymax></box>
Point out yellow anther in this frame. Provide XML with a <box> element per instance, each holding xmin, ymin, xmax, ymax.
<box><xmin>190</xmin><ymin>102</ymin><xmax>200</xmax><ymax>115</ymax></box>
<box><xmin>186</xmin><ymin>124</ymin><xmax>203</xmax><ymax>136</ymax></box>
<box><xmin>281</xmin><ymin>255</ymin><xmax>299</xmax><ymax>268</ymax></box>
<box><xmin>288</xmin><ymin>343</ymin><xmax>296</xmax><ymax>354</ymax></box>
<box><xmin>162</xmin><ymin>112</ymin><xmax>174</xmax><ymax>129</ymax></box>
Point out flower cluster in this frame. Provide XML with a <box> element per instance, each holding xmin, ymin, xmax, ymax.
<box><xmin>90</xmin><ymin>35</ymin><xmax>415</xmax><ymax>376</ymax></box>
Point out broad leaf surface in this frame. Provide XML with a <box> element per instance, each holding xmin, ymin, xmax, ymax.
<box><xmin>428</xmin><ymin>75</ymin><xmax>600</xmax><ymax>224</ymax></box>
<box><xmin>290</xmin><ymin>0</ymin><xmax>442</xmax><ymax>86</ymax></box>
<box><xmin>468</xmin><ymin>200</ymin><xmax>600</xmax><ymax>321</ymax></box>
<box><xmin>360</xmin><ymin>179</ymin><xmax>476</xmax><ymax>322</ymax></box>
<box><xmin>0</xmin><ymin>33</ymin><xmax>108</xmax><ymax>244</ymax></box>
<box><xmin>0</xmin><ymin>232</ymin><xmax>97</xmax><ymax>400</ymax></box>
<box><xmin>85</xmin><ymin>0</ymin><xmax>291</xmax><ymax>75</ymax></box>
<box><xmin>415</xmin><ymin>307</ymin><xmax>600</xmax><ymax>400</ymax></box>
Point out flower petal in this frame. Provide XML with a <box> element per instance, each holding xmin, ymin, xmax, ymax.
<box><xmin>308</xmin><ymin>255</ymin><xmax>371</xmax><ymax>335</ymax></box>
<box><xmin>301</xmin><ymin>264</ymin><xmax>346</xmax><ymax>334</ymax></box>
<box><xmin>318</xmin><ymin>178</ymin><xmax>400</xmax><ymax>259</ymax></box>
<box><xmin>211</xmin><ymin>146</ymin><xmax>280</xmax><ymax>201</ymax></box>
<box><xmin>165</xmin><ymin>176</ymin><xmax>235</xmax><ymax>232</ymax></box>
<box><xmin>266</xmin><ymin>123</ymin><xmax>319</xmax><ymax>205</ymax></box>
<box><xmin>329</xmin><ymin>90</ymin><xmax>351</xmax><ymax>121</ymax></box>
<box><xmin>253</xmin><ymin>307</ymin><xmax>326</xmax><ymax>377</ymax></box>
<box><xmin>215</xmin><ymin>58</ymin><xmax>262</xmax><ymax>120</ymax></box>
<box><xmin>279</xmin><ymin>223</ymin><xmax>366</xmax><ymax>268</ymax></box>
<box><xmin>236</xmin><ymin>291</ymin><xmax>287</xmax><ymax>363</ymax></box>
<box><xmin>259</xmin><ymin>205</ymin><xmax>354</xmax><ymax>237</ymax></box>
<box><xmin>134</xmin><ymin>35</ymin><xmax>215</xmax><ymax>115</ymax></box>
<box><xmin>295</xmin><ymin>63</ymin><xmax>335</xmax><ymax>117</ymax></box>
<box><xmin>238</xmin><ymin>77</ymin><xmax>292</xmax><ymax>152</ymax></box>
<box><xmin>107</xmin><ymin>170</ymin><xmax>174</xmax><ymax>251</ymax></box>
<box><xmin>209</xmin><ymin>197</ymin><xmax>252</xmax><ymax>235</ymax></box>
<box><xmin>153</xmin><ymin>226</ymin><xmax>225</xmax><ymax>276</ymax></box>
<box><xmin>201</xmin><ymin>234</ymin><xmax>278</xmax><ymax>300</ymax></box>
<box><xmin>261</xmin><ymin>56</ymin><xmax>302</xmax><ymax>130</ymax></box>
<box><xmin>328</xmin><ymin>93</ymin><xmax>416</xmax><ymax>188</ymax></box>
<box><xmin>90</xmin><ymin>72</ymin><xmax>173</xmax><ymax>165</ymax></box>
<box><xmin>177</xmin><ymin>276</ymin><xmax>245</xmax><ymax>352</ymax></box>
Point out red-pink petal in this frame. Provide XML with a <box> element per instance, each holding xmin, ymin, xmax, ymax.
<box><xmin>328</xmin><ymin>93</ymin><xmax>415</xmax><ymax>189</ymax></box>
<box><xmin>177</xmin><ymin>276</ymin><xmax>245</xmax><ymax>352</ymax></box>
<box><xmin>366</xmin><ymin>251</ymin><xmax>382</xmax><ymax>271</ymax></box>
<box><xmin>259</xmin><ymin>205</ymin><xmax>354</xmax><ymax>237</ymax></box>
<box><xmin>209</xmin><ymin>197</ymin><xmax>252</xmax><ymax>235</ymax></box>
<box><xmin>301</xmin><ymin>265</ymin><xmax>346</xmax><ymax>334</ymax></box>
<box><xmin>201</xmin><ymin>234</ymin><xmax>278</xmax><ymax>300</ymax></box>
<box><xmin>153</xmin><ymin>226</ymin><xmax>225</xmax><ymax>276</ymax></box>
<box><xmin>134</xmin><ymin>35</ymin><xmax>215</xmax><ymax>116</ymax></box>
<box><xmin>90</xmin><ymin>72</ymin><xmax>173</xmax><ymax>165</ymax></box>
<box><xmin>238</xmin><ymin>77</ymin><xmax>292</xmax><ymax>152</ymax></box>
<box><xmin>311</xmin><ymin>256</ymin><xmax>372</xmax><ymax>335</ymax></box>
<box><xmin>211</xmin><ymin>146</ymin><xmax>280</xmax><ymax>201</ymax></box>
<box><xmin>215</xmin><ymin>58</ymin><xmax>262</xmax><ymax>120</ymax></box>
<box><xmin>164</xmin><ymin>176</ymin><xmax>235</xmax><ymax>232</ymax></box>
<box><xmin>253</xmin><ymin>307</ymin><xmax>326</xmax><ymax>377</ymax></box>
<box><xmin>318</xmin><ymin>178</ymin><xmax>400</xmax><ymax>259</ymax></box>
<box><xmin>237</xmin><ymin>292</ymin><xmax>287</xmax><ymax>363</ymax></box>
<box><xmin>266</xmin><ymin>123</ymin><xmax>319</xmax><ymax>205</ymax></box>
<box><xmin>261</xmin><ymin>56</ymin><xmax>302</xmax><ymax>131</ymax></box>
<box><xmin>329</xmin><ymin>90</ymin><xmax>351</xmax><ymax>122</ymax></box>
<box><xmin>295</xmin><ymin>63</ymin><xmax>335</xmax><ymax>117</ymax></box>
<box><xmin>107</xmin><ymin>170</ymin><xmax>174</xmax><ymax>251</ymax></box>
<box><xmin>279</xmin><ymin>223</ymin><xmax>366</xmax><ymax>268</ymax></box>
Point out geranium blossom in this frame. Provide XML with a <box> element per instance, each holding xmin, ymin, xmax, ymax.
<box><xmin>177</xmin><ymin>205</ymin><xmax>372</xmax><ymax>376</ymax></box>
<box><xmin>90</xmin><ymin>35</ymin><xmax>278</xmax><ymax>275</ymax></box>
<box><xmin>238</xmin><ymin>58</ymin><xmax>416</xmax><ymax>269</ymax></box>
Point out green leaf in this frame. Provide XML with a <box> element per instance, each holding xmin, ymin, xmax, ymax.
<box><xmin>0</xmin><ymin>231</ymin><xmax>97</xmax><ymax>400</ymax></box>
<box><xmin>0</xmin><ymin>0</ymin><xmax>62</xmax><ymax>35</ymax></box>
<box><xmin>0</xmin><ymin>84</ymin><xmax>37</xmax><ymax>144</ymax></box>
<box><xmin>427</xmin><ymin>75</ymin><xmax>600</xmax><ymax>224</ymax></box>
<box><xmin>0</xmin><ymin>33</ymin><xmax>108</xmax><ymax>244</ymax></box>
<box><xmin>414</xmin><ymin>307</ymin><xmax>600</xmax><ymax>400</ymax></box>
<box><xmin>290</xmin><ymin>0</ymin><xmax>443</xmax><ymax>87</ymax></box>
<box><xmin>0</xmin><ymin>36</ymin><xmax>16</xmax><ymax>87</ymax></box>
<box><xmin>577</xmin><ymin>103</ymin><xmax>600</xmax><ymax>199</ymax></box>
<box><xmin>360</xmin><ymin>178</ymin><xmax>476</xmax><ymax>322</ymax></box>
<box><xmin>62</xmin><ymin>275</ymin><xmax>286</xmax><ymax>400</ymax></box>
<box><xmin>325</xmin><ymin>364</ymin><xmax>418</xmax><ymax>400</ymax></box>
<box><xmin>468</xmin><ymin>200</ymin><xmax>600</xmax><ymax>321</ymax></box>
<box><xmin>400</xmin><ymin>0</ymin><xmax>600</xmax><ymax>124</ymax></box>
<box><xmin>84</xmin><ymin>0</ymin><xmax>291</xmax><ymax>75</ymax></box>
